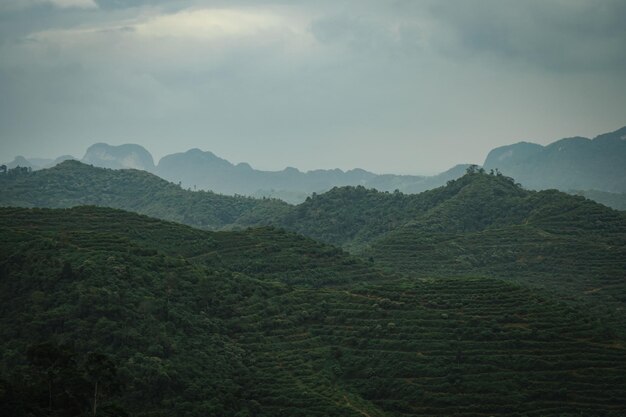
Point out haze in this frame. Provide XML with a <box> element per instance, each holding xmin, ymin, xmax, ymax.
<box><xmin>1</xmin><ymin>0</ymin><xmax>625</xmax><ymax>174</ymax></box>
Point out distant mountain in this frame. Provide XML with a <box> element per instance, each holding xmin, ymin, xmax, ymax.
<box><xmin>155</xmin><ymin>148</ymin><xmax>470</xmax><ymax>202</ymax></box>
<box><xmin>82</xmin><ymin>142</ymin><xmax>155</xmax><ymax>171</ymax></box>
<box><xmin>483</xmin><ymin>126</ymin><xmax>626</xmax><ymax>193</ymax></box>
<box><xmin>1</xmin><ymin>155</ymin><xmax>75</xmax><ymax>171</ymax></box>
<box><xmin>23</xmin><ymin>157</ymin><xmax>54</xmax><ymax>167</ymax></box>
<box><xmin>5</xmin><ymin>124</ymin><xmax>625</xmax><ymax>203</ymax></box>
<box><xmin>4</xmin><ymin>156</ymin><xmax>37</xmax><ymax>170</ymax></box>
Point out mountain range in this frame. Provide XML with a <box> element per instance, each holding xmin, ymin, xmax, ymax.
<box><xmin>4</xmin><ymin>125</ymin><xmax>625</xmax><ymax>206</ymax></box>
<box><xmin>483</xmin><ymin>126</ymin><xmax>626</xmax><ymax>193</ymax></box>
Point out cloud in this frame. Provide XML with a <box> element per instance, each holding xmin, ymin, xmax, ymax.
<box><xmin>50</xmin><ymin>0</ymin><xmax>97</xmax><ymax>8</ymax></box>
<box><xmin>1</xmin><ymin>0</ymin><xmax>98</xmax><ymax>10</ymax></box>
<box><xmin>134</xmin><ymin>8</ymin><xmax>300</xmax><ymax>41</ymax></box>
<box><xmin>1</xmin><ymin>0</ymin><xmax>625</xmax><ymax>174</ymax></box>
<box><xmin>424</xmin><ymin>0</ymin><xmax>626</xmax><ymax>72</ymax></box>
<box><xmin>13</xmin><ymin>5</ymin><xmax>319</xmax><ymax>80</ymax></box>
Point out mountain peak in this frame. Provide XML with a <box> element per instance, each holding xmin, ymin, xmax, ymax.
<box><xmin>6</xmin><ymin>156</ymin><xmax>34</xmax><ymax>169</ymax></box>
<box><xmin>82</xmin><ymin>143</ymin><xmax>155</xmax><ymax>171</ymax></box>
<box><xmin>482</xmin><ymin>126</ymin><xmax>626</xmax><ymax>193</ymax></box>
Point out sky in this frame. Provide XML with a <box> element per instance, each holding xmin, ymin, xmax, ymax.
<box><xmin>1</xmin><ymin>0</ymin><xmax>625</xmax><ymax>174</ymax></box>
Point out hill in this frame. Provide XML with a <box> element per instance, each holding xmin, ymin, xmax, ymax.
<box><xmin>271</xmin><ymin>169</ymin><xmax>626</xmax><ymax>306</ymax></box>
<box><xmin>483</xmin><ymin>126</ymin><xmax>626</xmax><ymax>193</ymax></box>
<box><xmin>1</xmin><ymin>206</ymin><xmax>625</xmax><ymax>416</ymax></box>
<box><xmin>3</xmin><ymin>161</ymin><xmax>626</xmax><ymax>299</ymax></box>
<box><xmin>2</xmin><ymin>161</ymin><xmax>625</xmax><ymax>306</ymax></box>
<box><xmin>0</xmin><ymin>160</ymin><xmax>289</xmax><ymax>230</ymax></box>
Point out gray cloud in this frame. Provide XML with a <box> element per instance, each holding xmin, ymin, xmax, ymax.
<box><xmin>0</xmin><ymin>1</ymin><xmax>625</xmax><ymax>174</ymax></box>
<box><xmin>424</xmin><ymin>0</ymin><xmax>626</xmax><ymax>72</ymax></box>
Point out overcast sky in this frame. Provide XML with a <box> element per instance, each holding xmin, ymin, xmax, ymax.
<box><xmin>1</xmin><ymin>0</ymin><xmax>625</xmax><ymax>174</ymax></box>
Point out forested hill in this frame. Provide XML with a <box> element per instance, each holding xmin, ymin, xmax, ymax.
<box><xmin>2</xmin><ymin>206</ymin><xmax>626</xmax><ymax>416</ymax></box>
<box><xmin>2</xmin><ymin>161</ymin><xmax>626</xmax><ymax>305</ymax></box>
<box><xmin>273</xmin><ymin>169</ymin><xmax>626</xmax><ymax>305</ymax></box>
<box><xmin>273</xmin><ymin>168</ymin><xmax>626</xmax><ymax>247</ymax></box>
<box><xmin>0</xmin><ymin>160</ymin><xmax>290</xmax><ymax>230</ymax></box>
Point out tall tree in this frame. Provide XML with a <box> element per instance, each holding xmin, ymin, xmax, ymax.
<box><xmin>83</xmin><ymin>352</ymin><xmax>117</xmax><ymax>417</ymax></box>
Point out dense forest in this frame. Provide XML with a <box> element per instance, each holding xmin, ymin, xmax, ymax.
<box><xmin>3</xmin><ymin>162</ymin><xmax>626</xmax><ymax>308</ymax></box>
<box><xmin>2</xmin><ymin>164</ymin><xmax>626</xmax><ymax>416</ymax></box>
<box><xmin>1</xmin><ymin>206</ymin><xmax>625</xmax><ymax>416</ymax></box>
<box><xmin>0</xmin><ymin>160</ymin><xmax>290</xmax><ymax>230</ymax></box>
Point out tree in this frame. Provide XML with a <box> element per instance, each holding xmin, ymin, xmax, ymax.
<box><xmin>26</xmin><ymin>342</ymin><xmax>75</xmax><ymax>413</ymax></box>
<box><xmin>60</xmin><ymin>261</ymin><xmax>75</xmax><ymax>280</ymax></box>
<box><xmin>83</xmin><ymin>352</ymin><xmax>118</xmax><ymax>417</ymax></box>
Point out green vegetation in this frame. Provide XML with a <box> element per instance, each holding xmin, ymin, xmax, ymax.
<box><xmin>272</xmin><ymin>169</ymin><xmax>626</xmax><ymax>308</ymax></box>
<box><xmin>3</xmin><ymin>162</ymin><xmax>626</xmax><ymax>306</ymax></box>
<box><xmin>2</xmin><ymin>163</ymin><xmax>626</xmax><ymax>416</ymax></box>
<box><xmin>1</xmin><ymin>206</ymin><xmax>625</xmax><ymax>416</ymax></box>
<box><xmin>0</xmin><ymin>160</ymin><xmax>290</xmax><ymax>230</ymax></box>
<box><xmin>0</xmin><ymin>206</ymin><xmax>388</xmax><ymax>416</ymax></box>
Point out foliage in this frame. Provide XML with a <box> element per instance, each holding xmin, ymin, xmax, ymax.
<box><xmin>1</xmin><ymin>206</ymin><xmax>625</xmax><ymax>416</ymax></box>
<box><xmin>0</xmin><ymin>160</ymin><xmax>290</xmax><ymax>230</ymax></box>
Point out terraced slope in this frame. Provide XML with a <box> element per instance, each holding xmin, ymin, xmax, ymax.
<box><xmin>272</xmin><ymin>170</ymin><xmax>626</xmax><ymax>306</ymax></box>
<box><xmin>234</xmin><ymin>278</ymin><xmax>626</xmax><ymax>416</ymax></box>
<box><xmin>2</xmin><ymin>207</ymin><xmax>625</xmax><ymax>416</ymax></box>
<box><xmin>0</xmin><ymin>206</ymin><xmax>388</xmax><ymax>416</ymax></box>
<box><xmin>363</xmin><ymin>185</ymin><xmax>626</xmax><ymax>305</ymax></box>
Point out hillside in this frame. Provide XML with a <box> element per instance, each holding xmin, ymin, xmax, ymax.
<box><xmin>483</xmin><ymin>126</ymin><xmax>626</xmax><ymax>193</ymax></box>
<box><xmin>2</xmin><ymin>161</ymin><xmax>626</xmax><ymax>306</ymax></box>
<box><xmin>0</xmin><ymin>160</ymin><xmax>289</xmax><ymax>230</ymax></box>
<box><xmin>2</xmin><ymin>206</ymin><xmax>625</xmax><ymax>416</ymax></box>
<box><xmin>272</xmin><ymin>170</ymin><xmax>626</xmax><ymax>306</ymax></box>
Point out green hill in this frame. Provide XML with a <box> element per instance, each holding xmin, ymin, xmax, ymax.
<box><xmin>361</xmin><ymin>172</ymin><xmax>626</xmax><ymax>304</ymax></box>
<box><xmin>0</xmin><ymin>160</ymin><xmax>290</xmax><ymax>230</ymax></box>
<box><xmin>269</xmin><ymin>168</ymin><xmax>533</xmax><ymax>249</ymax></box>
<box><xmin>1</xmin><ymin>206</ymin><xmax>625</xmax><ymax>416</ymax></box>
<box><xmin>270</xmin><ymin>169</ymin><xmax>626</xmax><ymax>307</ymax></box>
<box><xmin>3</xmin><ymin>162</ymin><xmax>625</xmax><ymax>306</ymax></box>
